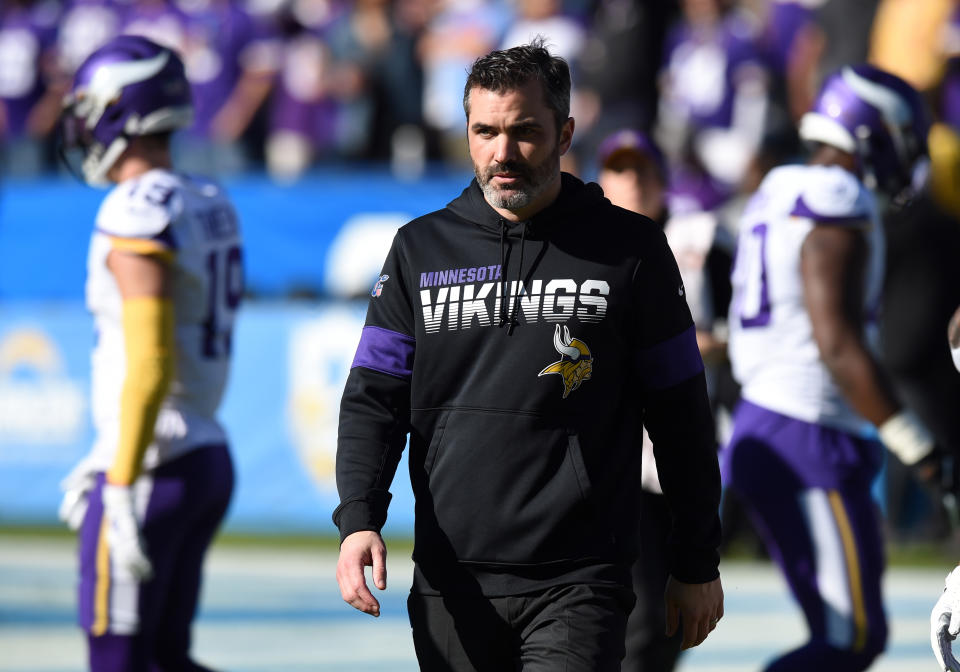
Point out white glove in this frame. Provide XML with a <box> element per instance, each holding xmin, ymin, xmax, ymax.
<box><xmin>58</xmin><ymin>460</ymin><xmax>97</xmax><ymax>531</ymax></box>
<box><xmin>932</xmin><ymin>566</ymin><xmax>960</xmax><ymax>671</ymax></box>
<box><xmin>102</xmin><ymin>484</ymin><xmax>153</xmax><ymax>581</ymax></box>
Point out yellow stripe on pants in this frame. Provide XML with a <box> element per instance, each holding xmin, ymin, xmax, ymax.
<box><xmin>92</xmin><ymin>518</ymin><xmax>110</xmax><ymax>636</ymax></box>
<box><xmin>828</xmin><ymin>490</ymin><xmax>867</xmax><ymax>652</ymax></box>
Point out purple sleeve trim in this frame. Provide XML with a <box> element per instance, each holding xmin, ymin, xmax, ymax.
<box><xmin>791</xmin><ymin>196</ymin><xmax>868</xmax><ymax>226</ymax></box>
<box><xmin>352</xmin><ymin>326</ymin><xmax>416</xmax><ymax>380</ymax></box>
<box><xmin>637</xmin><ymin>324</ymin><xmax>704</xmax><ymax>391</ymax></box>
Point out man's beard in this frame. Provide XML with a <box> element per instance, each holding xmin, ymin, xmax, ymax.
<box><xmin>475</xmin><ymin>142</ymin><xmax>561</xmax><ymax>211</ymax></box>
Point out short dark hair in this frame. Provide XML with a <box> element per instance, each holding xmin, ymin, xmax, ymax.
<box><xmin>463</xmin><ymin>37</ymin><xmax>571</xmax><ymax>134</ymax></box>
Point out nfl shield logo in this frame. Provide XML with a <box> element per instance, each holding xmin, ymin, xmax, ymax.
<box><xmin>371</xmin><ymin>274</ymin><xmax>389</xmax><ymax>297</ymax></box>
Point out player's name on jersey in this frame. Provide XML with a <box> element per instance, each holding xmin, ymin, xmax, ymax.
<box><xmin>420</xmin><ymin>279</ymin><xmax>609</xmax><ymax>333</ymax></box>
<box><xmin>196</xmin><ymin>205</ymin><xmax>239</xmax><ymax>242</ymax></box>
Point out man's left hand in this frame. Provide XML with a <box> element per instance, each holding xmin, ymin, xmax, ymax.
<box><xmin>664</xmin><ymin>574</ymin><xmax>724</xmax><ymax>650</ymax></box>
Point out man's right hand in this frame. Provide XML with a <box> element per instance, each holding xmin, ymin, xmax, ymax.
<box><xmin>665</xmin><ymin>574</ymin><xmax>724</xmax><ymax>650</ymax></box>
<box><xmin>336</xmin><ymin>530</ymin><xmax>387</xmax><ymax>617</ymax></box>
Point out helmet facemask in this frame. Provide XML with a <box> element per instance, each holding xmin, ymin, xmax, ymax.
<box><xmin>59</xmin><ymin>36</ymin><xmax>193</xmax><ymax>186</ymax></box>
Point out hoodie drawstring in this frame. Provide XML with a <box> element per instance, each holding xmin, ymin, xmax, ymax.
<box><xmin>506</xmin><ymin>223</ymin><xmax>527</xmax><ymax>335</ymax></box>
<box><xmin>498</xmin><ymin>219</ymin><xmax>507</xmax><ymax>327</ymax></box>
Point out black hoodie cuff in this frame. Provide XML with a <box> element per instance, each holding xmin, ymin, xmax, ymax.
<box><xmin>332</xmin><ymin>490</ymin><xmax>393</xmax><ymax>543</ymax></box>
<box><xmin>669</xmin><ymin>545</ymin><xmax>721</xmax><ymax>584</ymax></box>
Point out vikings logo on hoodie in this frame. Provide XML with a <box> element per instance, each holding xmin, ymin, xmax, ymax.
<box><xmin>538</xmin><ymin>324</ymin><xmax>593</xmax><ymax>398</ymax></box>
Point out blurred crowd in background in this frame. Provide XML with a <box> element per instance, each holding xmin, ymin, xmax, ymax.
<box><xmin>1</xmin><ymin>0</ymin><xmax>958</xmax><ymax>191</ymax></box>
<box><xmin>4</xmin><ymin>0</ymin><xmax>960</xmax><ymax>548</ymax></box>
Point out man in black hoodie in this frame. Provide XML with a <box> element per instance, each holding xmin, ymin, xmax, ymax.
<box><xmin>333</xmin><ymin>38</ymin><xmax>724</xmax><ymax>671</ymax></box>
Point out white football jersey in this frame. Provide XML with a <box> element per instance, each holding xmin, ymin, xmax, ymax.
<box><xmin>85</xmin><ymin>169</ymin><xmax>243</xmax><ymax>472</ymax></box>
<box><xmin>727</xmin><ymin>164</ymin><xmax>883</xmax><ymax>433</ymax></box>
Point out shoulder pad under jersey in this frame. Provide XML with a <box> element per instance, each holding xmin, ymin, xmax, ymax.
<box><xmin>789</xmin><ymin>165</ymin><xmax>873</xmax><ymax>226</ymax></box>
<box><xmin>95</xmin><ymin>170</ymin><xmax>183</xmax><ymax>242</ymax></box>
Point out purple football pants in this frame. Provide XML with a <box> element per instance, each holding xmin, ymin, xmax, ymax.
<box><xmin>722</xmin><ymin>401</ymin><xmax>887</xmax><ymax>672</ymax></box>
<box><xmin>78</xmin><ymin>444</ymin><xmax>234</xmax><ymax>672</ymax></box>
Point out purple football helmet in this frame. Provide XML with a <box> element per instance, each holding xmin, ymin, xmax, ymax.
<box><xmin>799</xmin><ymin>64</ymin><xmax>929</xmax><ymax>196</ymax></box>
<box><xmin>61</xmin><ymin>35</ymin><xmax>192</xmax><ymax>186</ymax></box>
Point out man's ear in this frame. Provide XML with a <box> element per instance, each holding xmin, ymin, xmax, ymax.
<box><xmin>559</xmin><ymin>117</ymin><xmax>575</xmax><ymax>155</ymax></box>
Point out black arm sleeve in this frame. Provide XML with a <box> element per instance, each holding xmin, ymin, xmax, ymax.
<box><xmin>332</xmin><ymin>232</ymin><xmax>415</xmax><ymax>542</ymax></box>
<box><xmin>633</xmin><ymin>226</ymin><xmax>722</xmax><ymax>583</ymax></box>
<box><xmin>645</xmin><ymin>373</ymin><xmax>722</xmax><ymax>583</ymax></box>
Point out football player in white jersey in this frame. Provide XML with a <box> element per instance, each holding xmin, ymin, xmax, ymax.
<box><xmin>57</xmin><ymin>35</ymin><xmax>242</xmax><ymax>672</ymax></box>
<box><xmin>724</xmin><ymin>65</ymin><xmax>934</xmax><ymax>671</ymax></box>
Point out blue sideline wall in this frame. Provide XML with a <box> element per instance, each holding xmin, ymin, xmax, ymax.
<box><xmin>0</xmin><ymin>169</ymin><xmax>473</xmax><ymax>534</ymax></box>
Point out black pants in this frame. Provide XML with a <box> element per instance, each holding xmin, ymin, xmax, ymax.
<box><xmin>408</xmin><ymin>583</ymin><xmax>635</xmax><ymax>672</ymax></box>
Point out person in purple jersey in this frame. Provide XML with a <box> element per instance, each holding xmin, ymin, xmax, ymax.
<box><xmin>724</xmin><ymin>65</ymin><xmax>942</xmax><ymax>671</ymax></box>
<box><xmin>173</xmin><ymin>0</ymin><xmax>280</xmax><ymax>174</ymax></box>
<box><xmin>264</xmin><ymin>0</ymin><xmax>344</xmax><ymax>180</ymax></box>
<box><xmin>595</xmin><ymin>130</ymin><xmax>682</xmax><ymax>672</ymax></box>
<box><xmin>56</xmin><ymin>0</ymin><xmax>125</xmax><ymax>76</ymax></box>
<box><xmin>940</xmin><ymin>5</ymin><xmax>960</xmax><ymax>131</ymax></box>
<box><xmin>655</xmin><ymin>0</ymin><xmax>770</xmax><ymax>196</ymax></box>
<box><xmin>121</xmin><ymin>0</ymin><xmax>188</xmax><ymax>56</ymax></box>
<box><xmin>598</xmin><ymin>128</ymin><xmax>739</xmax><ymax>672</ymax></box>
<box><xmin>758</xmin><ymin>0</ymin><xmax>823</xmax><ymax>126</ymax></box>
<box><xmin>0</xmin><ymin>0</ymin><xmax>65</xmax><ymax>174</ymax></box>
<box><xmin>57</xmin><ymin>35</ymin><xmax>240</xmax><ymax>672</ymax></box>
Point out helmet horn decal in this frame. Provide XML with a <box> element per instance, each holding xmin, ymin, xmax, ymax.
<box><xmin>841</xmin><ymin>67</ymin><xmax>911</xmax><ymax>126</ymax></box>
<box><xmin>554</xmin><ymin>324</ymin><xmax>581</xmax><ymax>361</ymax></box>
<box><xmin>86</xmin><ymin>51</ymin><xmax>171</xmax><ymax>125</ymax></box>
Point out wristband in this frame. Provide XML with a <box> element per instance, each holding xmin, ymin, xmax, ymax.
<box><xmin>952</xmin><ymin>345</ymin><xmax>960</xmax><ymax>374</ymax></box>
<box><xmin>878</xmin><ymin>410</ymin><xmax>935</xmax><ymax>466</ymax></box>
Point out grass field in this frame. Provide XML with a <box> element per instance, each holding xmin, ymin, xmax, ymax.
<box><xmin>0</xmin><ymin>528</ymin><xmax>953</xmax><ymax>671</ymax></box>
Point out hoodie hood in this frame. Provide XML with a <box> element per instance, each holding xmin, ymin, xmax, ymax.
<box><xmin>447</xmin><ymin>172</ymin><xmax>607</xmax><ymax>238</ymax></box>
<box><xmin>444</xmin><ymin>172</ymin><xmax>608</xmax><ymax>332</ymax></box>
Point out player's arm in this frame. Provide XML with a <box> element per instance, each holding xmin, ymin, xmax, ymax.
<box><xmin>106</xmin><ymin>244</ymin><xmax>175</xmax><ymax>486</ymax></box>
<box><xmin>95</xmin><ymin>239</ymin><xmax>175</xmax><ymax>581</ymax></box>
<box><xmin>334</xmin><ymin>233</ymin><xmax>414</xmax><ymax>616</ymax></box>
<box><xmin>801</xmin><ymin>224</ymin><xmax>933</xmax><ymax>466</ymax></box>
<box><xmin>633</xmin><ymin>222</ymin><xmax>723</xmax><ymax>648</ymax></box>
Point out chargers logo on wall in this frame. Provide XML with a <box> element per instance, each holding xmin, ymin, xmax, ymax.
<box><xmin>287</xmin><ymin>308</ymin><xmax>366</xmax><ymax>490</ymax></box>
<box><xmin>0</xmin><ymin>327</ymin><xmax>86</xmax><ymax>444</ymax></box>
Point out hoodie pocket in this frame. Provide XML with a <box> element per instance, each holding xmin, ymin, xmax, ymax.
<box><xmin>420</xmin><ymin>408</ymin><xmax>612</xmax><ymax>565</ymax></box>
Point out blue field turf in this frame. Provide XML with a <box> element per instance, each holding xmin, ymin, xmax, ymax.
<box><xmin>0</xmin><ymin>533</ymin><xmax>945</xmax><ymax>672</ymax></box>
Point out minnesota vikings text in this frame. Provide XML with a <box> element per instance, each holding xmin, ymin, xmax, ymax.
<box><xmin>420</xmin><ymin>279</ymin><xmax>609</xmax><ymax>333</ymax></box>
<box><xmin>420</xmin><ymin>266</ymin><xmax>502</xmax><ymax>287</ymax></box>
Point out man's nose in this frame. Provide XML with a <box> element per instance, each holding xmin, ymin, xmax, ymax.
<box><xmin>493</xmin><ymin>134</ymin><xmax>519</xmax><ymax>164</ymax></box>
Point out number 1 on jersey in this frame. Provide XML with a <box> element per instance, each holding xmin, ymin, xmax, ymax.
<box><xmin>731</xmin><ymin>223</ymin><xmax>771</xmax><ymax>328</ymax></box>
<box><xmin>203</xmin><ymin>245</ymin><xmax>243</xmax><ymax>359</ymax></box>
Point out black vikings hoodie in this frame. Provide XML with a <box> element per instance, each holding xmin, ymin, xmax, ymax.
<box><xmin>334</xmin><ymin>173</ymin><xmax>721</xmax><ymax>596</ymax></box>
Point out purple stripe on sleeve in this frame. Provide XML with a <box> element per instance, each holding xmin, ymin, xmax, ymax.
<box><xmin>637</xmin><ymin>324</ymin><xmax>704</xmax><ymax>390</ymax></box>
<box><xmin>791</xmin><ymin>196</ymin><xmax>869</xmax><ymax>226</ymax></box>
<box><xmin>352</xmin><ymin>326</ymin><xmax>416</xmax><ymax>380</ymax></box>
